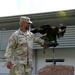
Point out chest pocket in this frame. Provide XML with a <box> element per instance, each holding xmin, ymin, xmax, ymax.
<box><xmin>14</xmin><ymin>35</ymin><xmax>27</xmax><ymax>55</ymax></box>
<box><xmin>27</xmin><ymin>35</ymin><xmax>34</xmax><ymax>48</ymax></box>
<box><xmin>18</xmin><ymin>35</ymin><xmax>27</xmax><ymax>43</ymax></box>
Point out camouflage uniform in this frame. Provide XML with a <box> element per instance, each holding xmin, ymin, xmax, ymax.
<box><xmin>5</xmin><ymin>29</ymin><xmax>44</xmax><ymax>75</ymax></box>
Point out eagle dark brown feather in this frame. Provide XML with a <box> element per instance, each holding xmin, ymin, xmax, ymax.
<box><xmin>31</xmin><ymin>24</ymin><xmax>67</xmax><ymax>47</ymax></box>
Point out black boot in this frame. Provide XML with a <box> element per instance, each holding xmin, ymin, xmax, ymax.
<box><xmin>44</xmin><ymin>41</ymin><xmax>59</xmax><ymax>47</ymax></box>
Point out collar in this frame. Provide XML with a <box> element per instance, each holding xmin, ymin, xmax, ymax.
<box><xmin>18</xmin><ymin>28</ymin><xmax>32</xmax><ymax>36</ymax></box>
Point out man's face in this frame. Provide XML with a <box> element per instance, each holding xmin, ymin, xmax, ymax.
<box><xmin>21</xmin><ymin>20</ymin><xmax>31</xmax><ymax>30</ymax></box>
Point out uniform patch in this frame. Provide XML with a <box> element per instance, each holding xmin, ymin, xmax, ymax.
<box><xmin>9</xmin><ymin>35</ymin><xmax>14</xmax><ymax>40</ymax></box>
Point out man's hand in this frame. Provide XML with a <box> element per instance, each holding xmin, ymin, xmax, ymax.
<box><xmin>7</xmin><ymin>61</ymin><xmax>13</xmax><ymax>69</ymax></box>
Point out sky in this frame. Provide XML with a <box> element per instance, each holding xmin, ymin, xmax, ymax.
<box><xmin>0</xmin><ymin>0</ymin><xmax>75</xmax><ymax>17</ymax></box>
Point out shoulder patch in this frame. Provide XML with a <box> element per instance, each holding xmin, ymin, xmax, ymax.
<box><xmin>9</xmin><ymin>35</ymin><xmax>14</xmax><ymax>40</ymax></box>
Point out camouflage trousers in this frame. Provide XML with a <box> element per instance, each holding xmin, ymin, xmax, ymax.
<box><xmin>10</xmin><ymin>64</ymin><xmax>32</xmax><ymax>75</ymax></box>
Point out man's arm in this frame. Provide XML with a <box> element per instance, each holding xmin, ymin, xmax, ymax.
<box><xmin>33</xmin><ymin>35</ymin><xmax>49</xmax><ymax>49</ymax></box>
<box><xmin>5</xmin><ymin>33</ymin><xmax>17</xmax><ymax>69</ymax></box>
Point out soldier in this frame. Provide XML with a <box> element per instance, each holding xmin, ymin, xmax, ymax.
<box><xmin>5</xmin><ymin>16</ymin><xmax>48</xmax><ymax>75</ymax></box>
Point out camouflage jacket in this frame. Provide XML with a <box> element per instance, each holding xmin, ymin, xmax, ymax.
<box><xmin>5</xmin><ymin>29</ymin><xmax>44</xmax><ymax>65</ymax></box>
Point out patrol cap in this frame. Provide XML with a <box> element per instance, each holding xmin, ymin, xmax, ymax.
<box><xmin>20</xmin><ymin>16</ymin><xmax>33</xmax><ymax>24</ymax></box>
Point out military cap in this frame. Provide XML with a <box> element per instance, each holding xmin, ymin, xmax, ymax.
<box><xmin>20</xmin><ymin>16</ymin><xmax>33</xmax><ymax>24</ymax></box>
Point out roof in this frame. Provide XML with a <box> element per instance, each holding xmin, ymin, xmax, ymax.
<box><xmin>0</xmin><ymin>9</ymin><xmax>75</xmax><ymax>30</ymax></box>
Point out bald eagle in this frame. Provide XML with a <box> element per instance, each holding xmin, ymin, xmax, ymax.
<box><xmin>31</xmin><ymin>24</ymin><xmax>67</xmax><ymax>47</ymax></box>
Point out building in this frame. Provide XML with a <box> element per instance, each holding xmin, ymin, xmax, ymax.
<box><xmin>0</xmin><ymin>9</ymin><xmax>75</xmax><ymax>75</ymax></box>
